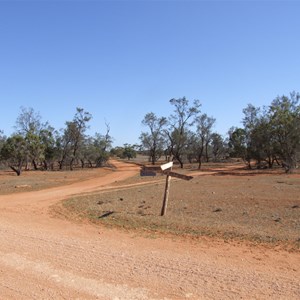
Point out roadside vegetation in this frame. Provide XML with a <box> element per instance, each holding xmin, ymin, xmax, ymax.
<box><xmin>1</xmin><ymin>92</ymin><xmax>300</xmax><ymax>175</ymax></box>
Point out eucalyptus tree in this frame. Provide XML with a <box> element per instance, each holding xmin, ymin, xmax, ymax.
<box><xmin>211</xmin><ymin>133</ymin><xmax>226</xmax><ymax>161</ymax></box>
<box><xmin>110</xmin><ymin>146</ymin><xmax>124</xmax><ymax>158</ymax></box>
<box><xmin>0</xmin><ymin>130</ymin><xmax>5</xmax><ymax>151</ymax></box>
<box><xmin>239</xmin><ymin>104</ymin><xmax>278</xmax><ymax>168</ymax></box>
<box><xmin>228</xmin><ymin>127</ymin><xmax>250</xmax><ymax>167</ymax></box>
<box><xmin>268</xmin><ymin>92</ymin><xmax>300</xmax><ymax>173</ymax></box>
<box><xmin>0</xmin><ymin>135</ymin><xmax>27</xmax><ymax>175</ymax></box>
<box><xmin>122</xmin><ymin>144</ymin><xmax>137</xmax><ymax>160</ymax></box>
<box><xmin>69</xmin><ymin>108</ymin><xmax>92</xmax><ymax>170</ymax></box>
<box><xmin>0</xmin><ymin>131</ymin><xmax>7</xmax><ymax>168</ymax></box>
<box><xmin>167</xmin><ymin>97</ymin><xmax>201</xmax><ymax>168</ymax></box>
<box><xmin>40</xmin><ymin>126</ymin><xmax>59</xmax><ymax>170</ymax></box>
<box><xmin>233</xmin><ymin>92</ymin><xmax>300</xmax><ymax>172</ymax></box>
<box><xmin>140</xmin><ymin>112</ymin><xmax>167</xmax><ymax>164</ymax></box>
<box><xmin>58</xmin><ymin>108</ymin><xmax>92</xmax><ymax>170</ymax></box>
<box><xmin>193</xmin><ymin>113</ymin><xmax>215</xmax><ymax>168</ymax></box>
<box><xmin>15</xmin><ymin>107</ymin><xmax>47</xmax><ymax>170</ymax></box>
<box><xmin>249</xmin><ymin>114</ymin><xmax>278</xmax><ymax>168</ymax></box>
<box><xmin>57</xmin><ymin>126</ymin><xmax>72</xmax><ymax>170</ymax></box>
<box><xmin>15</xmin><ymin>107</ymin><xmax>43</xmax><ymax>135</ymax></box>
<box><xmin>93</xmin><ymin>124</ymin><xmax>113</xmax><ymax>167</ymax></box>
<box><xmin>242</xmin><ymin>104</ymin><xmax>263</xmax><ymax>167</ymax></box>
<box><xmin>229</xmin><ymin>104</ymin><xmax>270</xmax><ymax>169</ymax></box>
<box><xmin>80</xmin><ymin>137</ymin><xmax>95</xmax><ymax>168</ymax></box>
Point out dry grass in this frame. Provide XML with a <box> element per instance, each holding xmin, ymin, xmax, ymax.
<box><xmin>2</xmin><ymin>161</ymin><xmax>299</xmax><ymax>249</ymax></box>
<box><xmin>0</xmin><ymin>168</ymin><xmax>112</xmax><ymax>194</ymax></box>
<box><xmin>54</xmin><ymin>164</ymin><xmax>300</xmax><ymax>250</ymax></box>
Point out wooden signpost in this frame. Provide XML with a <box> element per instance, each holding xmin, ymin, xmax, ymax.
<box><xmin>141</xmin><ymin>162</ymin><xmax>193</xmax><ymax>216</ymax></box>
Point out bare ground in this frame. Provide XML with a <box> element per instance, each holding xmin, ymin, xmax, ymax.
<box><xmin>56</xmin><ymin>166</ymin><xmax>300</xmax><ymax>249</ymax></box>
<box><xmin>0</xmin><ymin>160</ymin><xmax>299</xmax><ymax>299</ymax></box>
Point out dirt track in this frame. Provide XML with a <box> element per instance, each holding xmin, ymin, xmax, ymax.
<box><xmin>0</xmin><ymin>160</ymin><xmax>299</xmax><ymax>299</ymax></box>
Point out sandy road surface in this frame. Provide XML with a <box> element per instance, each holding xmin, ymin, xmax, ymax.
<box><xmin>0</xmin><ymin>160</ymin><xmax>299</xmax><ymax>299</ymax></box>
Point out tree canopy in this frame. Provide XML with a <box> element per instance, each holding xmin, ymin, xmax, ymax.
<box><xmin>1</xmin><ymin>92</ymin><xmax>299</xmax><ymax>175</ymax></box>
<box><xmin>0</xmin><ymin>107</ymin><xmax>112</xmax><ymax>175</ymax></box>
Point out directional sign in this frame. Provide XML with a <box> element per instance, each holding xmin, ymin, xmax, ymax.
<box><xmin>139</xmin><ymin>162</ymin><xmax>193</xmax><ymax>216</ymax></box>
<box><xmin>142</xmin><ymin>166</ymin><xmax>162</xmax><ymax>171</ymax></box>
<box><xmin>163</xmin><ymin>171</ymin><xmax>193</xmax><ymax>181</ymax></box>
<box><xmin>140</xmin><ymin>169</ymin><xmax>157</xmax><ymax>176</ymax></box>
<box><xmin>140</xmin><ymin>165</ymin><xmax>161</xmax><ymax>177</ymax></box>
<box><xmin>160</xmin><ymin>161</ymin><xmax>173</xmax><ymax>171</ymax></box>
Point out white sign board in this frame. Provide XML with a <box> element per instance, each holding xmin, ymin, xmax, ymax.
<box><xmin>160</xmin><ymin>161</ymin><xmax>173</xmax><ymax>171</ymax></box>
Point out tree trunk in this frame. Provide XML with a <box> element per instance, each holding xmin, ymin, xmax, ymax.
<box><xmin>197</xmin><ymin>147</ymin><xmax>204</xmax><ymax>170</ymax></box>
<box><xmin>266</xmin><ymin>156</ymin><xmax>274</xmax><ymax>169</ymax></box>
<box><xmin>198</xmin><ymin>160</ymin><xmax>202</xmax><ymax>170</ymax></box>
<box><xmin>80</xmin><ymin>159</ymin><xmax>85</xmax><ymax>168</ymax></box>
<box><xmin>32</xmin><ymin>159</ymin><xmax>38</xmax><ymax>170</ymax></box>
<box><xmin>274</xmin><ymin>156</ymin><xmax>281</xmax><ymax>166</ymax></box>
<box><xmin>70</xmin><ymin>158</ymin><xmax>74</xmax><ymax>171</ymax></box>
<box><xmin>25</xmin><ymin>158</ymin><xmax>29</xmax><ymax>171</ymax></box>
<box><xmin>205</xmin><ymin>142</ymin><xmax>210</xmax><ymax>162</ymax></box>
<box><xmin>283</xmin><ymin>158</ymin><xmax>297</xmax><ymax>174</ymax></box>
<box><xmin>10</xmin><ymin>165</ymin><xmax>21</xmax><ymax>176</ymax></box>
<box><xmin>177</xmin><ymin>157</ymin><xmax>184</xmax><ymax>168</ymax></box>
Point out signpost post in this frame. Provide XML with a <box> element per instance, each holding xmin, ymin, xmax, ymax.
<box><xmin>141</xmin><ymin>162</ymin><xmax>193</xmax><ymax>216</ymax></box>
<box><xmin>160</xmin><ymin>162</ymin><xmax>173</xmax><ymax>216</ymax></box>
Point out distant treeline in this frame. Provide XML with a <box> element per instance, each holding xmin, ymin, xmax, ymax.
<box><xmin>139</xmin><ymin>93</ymin><xmax>300</xmax><ymax>173</ymax></box>
<box><xmin>1</xmin><ymin>92</ymin><xmax>300</xmax><ymax>175</ymax></box>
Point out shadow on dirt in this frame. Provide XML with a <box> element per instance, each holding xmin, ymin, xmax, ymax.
<box><xmin>98</xmin><ymin>211</ymin><xmax>115</xmax><ymax>219</ymax></box>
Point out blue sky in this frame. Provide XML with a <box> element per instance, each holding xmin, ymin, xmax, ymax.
<box><xmin>0</xmin><ymin>0</ymin><xmax>299</xmax><ymax>146</ymax></box>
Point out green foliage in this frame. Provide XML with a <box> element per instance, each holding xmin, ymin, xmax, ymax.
<box><xmin>110</xmin><ymin>146</ymin><xmax>125</xmax><ymax>158</ymax></box>
<box><xmin>2</xmin><ymin>92</ymin><xmax>299</xmax><ymax>175</ymax></box>
<box><xmin>232</xmin><ymin>92</ymin><xmax>300</xmax><ymax>172</ymax></box>
<box><xmin>58</xmin><ymin>107</ymin><xmax>92</xmax><ymax>170</ymax></box>
<box><xmin>82</xmin><ymin>131</ymin><xmax>113</xmax><ymax>167</ymax></box>
<box><xmin>0</xmin><ymin>130</ymin><xmax>6</xmax><ymax>153</ymax></box>
<box><xmin>193</xmin><ymin>113</ymin><xmax>216</xmax><ymax>168</ymax></box>
<box><xmin>210</xmin><ymin>133</ymin><xmax>226</xmax><ymax>161</ymax></box>
<box><xmin>228</xmin><ymin>127</ymin><xmax>249</xmax><ymax>164</ymax></box>
<box><xmin>0</xmin><ymin>135</ymin><xmax>27</xmax><ymax>175</ymax></box>
<box><xmin>268</xmin><ymin>92</ymin><xmax>300</xmax><ymax>172</ymax></box>
<box><xmin>122</xmin><ymin>144</ymin><xmax>137</xmax><ymax>160</ymax></box>
<box><xmin>140</xmin><ymin>112</ymin><xmax>167</xmax><ymax>164</ymax></box>
<box><xmin>1</xmin><ymin>107</ymin><xmax>113</xmax><ymax>174</ymax></box>
<box><xmin>167</xmin><ymin>97</ymin><xmax>201</xmax><ymax>168</ymax></box>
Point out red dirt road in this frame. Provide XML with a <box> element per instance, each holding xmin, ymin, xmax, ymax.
<box><xmin>0</xmin><ymin>161</ymin><xmax>299</xmax><ymax>299</ymax></box>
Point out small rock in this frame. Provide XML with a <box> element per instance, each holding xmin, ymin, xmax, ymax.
<box><xmin>15</xmin><ymin>185</ymin><xmax>31</xmax><ymax>188</ymax></box>
<box><xmin>213</xmin><ymin>208</ymin><xmax>222</xmax><ymax>213</ymax></box>
<box><xmin>292</xmin><ymin>205</ymin><xmax>299</xmax><ymax>209</ymax></box>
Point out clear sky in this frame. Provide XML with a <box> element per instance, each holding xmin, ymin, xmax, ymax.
<box><xmin>0</xmin><ymin>0</ymin><xmax>299</xmax><ymax>146</ymax></box>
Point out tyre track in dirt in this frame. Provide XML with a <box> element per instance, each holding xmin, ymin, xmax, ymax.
<box><xmin>0</xmin><ymin>160</ymin><xmax>299</xmax><ymax>299</ymax></box>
